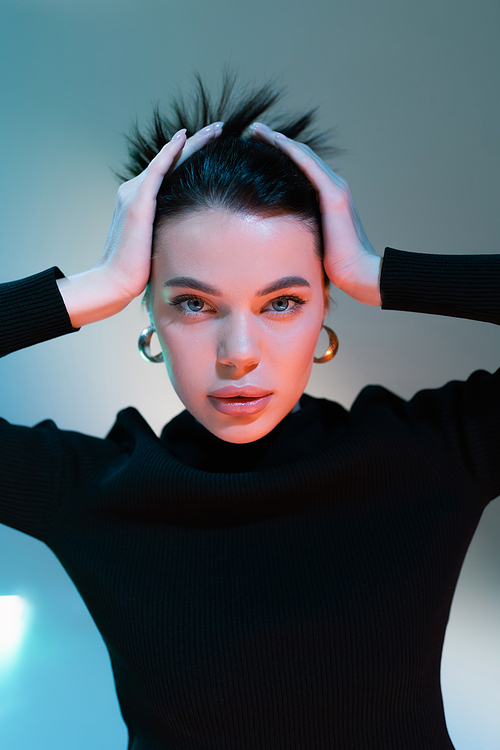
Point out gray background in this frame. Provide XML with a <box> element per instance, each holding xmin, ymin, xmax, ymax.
<box><xmin>0</xmin><ymin>0</ymin><xmax>499</xmax><ymax>747</ymax></box>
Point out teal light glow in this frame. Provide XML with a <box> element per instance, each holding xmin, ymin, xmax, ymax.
<box><xmin>0</xmin><ymin>596</ymin><xmax>30</xmax><ymax>670</ymax></box>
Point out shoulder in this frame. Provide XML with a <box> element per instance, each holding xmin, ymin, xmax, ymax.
<box><xmin>106</xmin><ymin>406</ymin><xmax>160</xmax><ymax>448</ymax></box>
<box><xmin>346</xmin><ymin>369</ymin><xmax>500</xmax><ymax>503</ymax></box>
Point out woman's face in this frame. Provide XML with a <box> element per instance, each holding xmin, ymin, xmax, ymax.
<box><xmin>149</xmin><ymin>208</ymin><xmax>328</xmax><ymax>444</ymax></box>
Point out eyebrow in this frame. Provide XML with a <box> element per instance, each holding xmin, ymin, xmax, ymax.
<box><xmin>163</xmin><ymin>275</ymin><xmax>311</xmax><ymax>297</ymax></box>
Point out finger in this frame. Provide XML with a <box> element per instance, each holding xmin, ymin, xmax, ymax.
<box><xmin>252</xmin><ymin>123</ymin><xmax>349</xmax><ymax>212</ymax></box>
<box><xmin>122</xmin><ymin>122</ymin><xmax>225</xmax><ymax>217</ymax></box>
<box><xmin>174</xmin><ymin>121</ymin><xmax>224</xmax><ymax>169</ymax></box>
<box><xmin>139</xmin><ymin>129</ymin><xmax>188</xmax><ymax>199</ymax></box>
<box><xmin>250</xmin><ymin>122</ymin><xmax>346</xmax><ymax>197</ymax></box>
<box><xmin>122</xmin><ymin>129</ymin><xmax>187</xmax><ymax>208</ymax></box>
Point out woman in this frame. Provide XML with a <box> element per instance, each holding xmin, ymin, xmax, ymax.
<box><xmin>1</xmin><ymin>76</ymin><xmax>498</xmax><ymax>749</ymax></box>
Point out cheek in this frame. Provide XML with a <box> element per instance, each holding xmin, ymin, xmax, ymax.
<box><xmin>274</xmin><ymin>328</ymin><xmax>314</xmax><ymax>362</ymax></box>
<box><xmin>274</xmin><ymin>325</ymin><xmax>318</xmax><ymax>391</ymax></box>
<box><xmin>266</xmin><ymin>313</ymin><xmax>322</xmax><ymax>363</ymax></box>
<box><xmin>155</xmin><ymin>323</ymin><xmax>213</xmax><ymax>402</ymax></box>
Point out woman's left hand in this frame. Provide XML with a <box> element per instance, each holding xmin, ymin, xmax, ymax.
<box><xmin>250</xmin><ymin>123</ymin><xmax>382</xmax><ymax>307</ymax></box>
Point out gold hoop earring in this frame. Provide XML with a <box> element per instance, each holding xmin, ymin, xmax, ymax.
<box><xmin>314</xmin><ymin>325</ymin><xmax>339</xmax><ymax>364</ymax></box>
<box><xmin>138</xmin><ymin>326</ymin><xmax>164</xmax><ymax>363</ymax></box>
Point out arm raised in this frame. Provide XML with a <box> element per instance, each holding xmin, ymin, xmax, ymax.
<box><xmin>58</xmin><ymin>123</ymin><xmax>223</xmax><ymax>328</ymax></box>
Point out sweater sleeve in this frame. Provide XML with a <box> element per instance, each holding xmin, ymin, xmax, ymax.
<box><xmin>380</xmin><ymin>248</ymin><xmax>500</xmax><ymax>324</ymax></box>
<box><xmin>0</xmin><ymin>269</ymin><xmax>117</xmax><ymax>541</ymax></box>
<box><xmin>380</xmin><ymin>248</ymin><xmax>500</xmax><ymax>503</ymax></box>
<box><xmin>0</xmin><ymin>267</ymin><xmax>79</xmax><ymax>357</ymax></box>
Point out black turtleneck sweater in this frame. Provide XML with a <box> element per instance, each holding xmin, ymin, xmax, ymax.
<box><xmin>1</xmin><ymin>248</ymin><xmax>499</xmax><ymax>749</ymax></box>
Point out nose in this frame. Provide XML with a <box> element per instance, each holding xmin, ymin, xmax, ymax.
<box><xmin>216</xmin><ymin>314</ymin><xmax>262</xmax><ymax>371</ymax></box>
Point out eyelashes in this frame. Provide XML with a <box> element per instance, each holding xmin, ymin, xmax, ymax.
<box><xmin>167</xmin><ymin>294</ymin><xmax>307</xmax><ymax>319</ymax></box>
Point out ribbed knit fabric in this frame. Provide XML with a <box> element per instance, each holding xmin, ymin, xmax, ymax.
<box><xmin>0</xmin><ymin>266</ymin><xmax>78</xmax><ymax>356</ymax></box>
<box><xmin>1</xmin><ymin>248</ymin><xmax>499</xmax><ymax>749</ymax></box>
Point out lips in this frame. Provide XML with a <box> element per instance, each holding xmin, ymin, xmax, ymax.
<box><xmin>207</xmin><ymin>387</ymin><xmax>273</xmax><ymax>416</ymax></box>
<box><xmin>207</xmin><ymin>386</ymin><xmax>272</xmax><ymax>398</ymax></box>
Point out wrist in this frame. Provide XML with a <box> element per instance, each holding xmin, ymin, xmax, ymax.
<box><xmin>335</xmin><ymin>253</ymin><xmax>383</xmax><ymax>307</ymax></box>
<box><xmin>56</xmin><ymin>267</ymin><xmax>134</xmax><ymax>328</ymax></box>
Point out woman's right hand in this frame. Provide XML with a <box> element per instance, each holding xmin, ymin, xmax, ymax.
<box><xmin>57</xmin><ymin>122</ymin><xmax>223</xmax><ymax>328</ymax></box>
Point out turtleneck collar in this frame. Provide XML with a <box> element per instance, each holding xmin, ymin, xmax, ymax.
<box><xmin>160</xmin><ymin>393</ymin><xmax>336</xmax><ymax>473</ymax></box>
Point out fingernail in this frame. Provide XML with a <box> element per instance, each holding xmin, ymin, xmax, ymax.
<box><xmin>199</xmin><ymin>122</ymin><xmax>223</xmax><ymax>136</ymax></box>
<box><xmin>172</xmin><ymin>128</ymin><xmax>187</xmax><ymax>140</ymax></box>
<box><xmin>274</xmin><ymin>132</ymin><xmax>288</xmax><ymax>141</ymax></box>
<box><xmin>251</xmin><ymin>122</ymin><xmax>271</xmax><ymax>132</ymax></box>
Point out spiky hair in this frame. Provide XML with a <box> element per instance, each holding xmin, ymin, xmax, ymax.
<box><xmin>116</xmin><ymin>68</ymin><xmax>341</xmax><ymax>182</ymax></box>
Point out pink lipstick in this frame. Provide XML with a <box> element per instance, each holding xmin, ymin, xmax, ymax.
<box><xmin>207</xmin><ymin>386</ymin><xmax>273</xmax><ymax>416</ymax></box>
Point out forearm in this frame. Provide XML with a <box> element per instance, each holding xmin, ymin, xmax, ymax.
<box><xmin>380</xmin><ymin>249</ymin><xmax>500</xmax><ymax>324</ymax></box>
<box><xmin>56</xmin><ymin>267</ymin><xmax>133</xmax><ymax>328</ymax></box>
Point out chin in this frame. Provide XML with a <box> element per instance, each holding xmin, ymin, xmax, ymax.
<box><xmin>200</xmin><ymin>409</ymin><xmax>284</xmax><ymax>444</ymax></box>
<box><xmin>217</xmin><ymin>429</ymin><xmax>268</xmax><ymax>445</ymax></box>
<box><xmin>213</xmin><ymin>429</ymin><xmax>271</xmax><ymax>445</ymax></box>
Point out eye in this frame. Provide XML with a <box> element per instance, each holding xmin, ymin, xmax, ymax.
<box><xmin>168</xmin><ymin>295</ymin><xmax>214</xmax><ymax>316</ymax></box>
<box><xmin>265</xmin><ymin>295</ymin><xmax>306</xmax><ymax>316</ymax></box>
<box><xmin>271</xmin><ymin>297</ymin><xmax>292</xmax><ymax>312</ymax></box>
<box><xmin>184</xmin><ymin>298</ymin><xmax>205</xmax><ymax>313</ymax></box>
